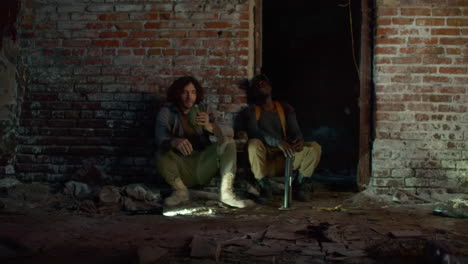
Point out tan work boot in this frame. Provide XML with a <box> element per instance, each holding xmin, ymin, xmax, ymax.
<box><xmin>165</xmin><ymin>178</ymin><xmax>189</xmax><ymax>207</ymax></box>
<box><xmin>220</xmin><ymin>173</ymin><xmax>255</xmax><ymax>208</ymax></box>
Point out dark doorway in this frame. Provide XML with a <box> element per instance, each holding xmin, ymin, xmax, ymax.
<box><xmin>261</xmin><ymin>1</ymin><xmax>361</xmax><ymax>190</ymax></box>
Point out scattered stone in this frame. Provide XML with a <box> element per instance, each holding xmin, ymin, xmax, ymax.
<box><xmin>244</xmin><ymin>244</ymin><xmax>285</xmax><ymax>256</ymax></box>
<box><xmin>137</xmin><ymin>245</ymin><xmax>167</xmax><ymax>264</ymax></box>
<box><xmin>63</xmin><ymin>181</ymin><xmax>93</xmax><ymax>200</ymax></box>
<box><xmin>265</xmin><ymin>224</ymin><xmax>307</xmax><ymax>241</ymax></box>
<box><xmin>0</xmin><ymin>177</ymin><xmax>21</xmax><ymax>189</ymax></box>
<box><xmin>124</xmin><ymin>184</ymin><xmax>160</xmax><ymax>202</ymax></box>
<box><xmin>8</xmin><ymin>183</ymin><xmax>51</xmax><ymax>203</ymax></box>
<box><xmin>99</xmin><ymin>186</ymin><xmax>121</xmax><ymax>204</ymax></box>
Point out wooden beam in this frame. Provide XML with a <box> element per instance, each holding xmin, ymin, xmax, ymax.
<box><xmin>254</xmin><ymin>0</ymin><xmax>262</xmax><ymax>75</ymax></box>
<box><xmin>357</xmin><ymin>0</ymin><xmax>374</xmax><ymax>190</ymax></box>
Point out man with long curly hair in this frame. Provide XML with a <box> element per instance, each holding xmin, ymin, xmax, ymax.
<box><xmin>155</xmin><ymin>76</ymin><xmax>254</xmax><ymax>208</ymax></box>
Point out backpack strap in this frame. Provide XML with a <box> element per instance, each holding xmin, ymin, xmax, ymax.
<box><xmin>254</xmin><ymin>101</ymin><xmax>287</xmax><ymax>139</ymax></box>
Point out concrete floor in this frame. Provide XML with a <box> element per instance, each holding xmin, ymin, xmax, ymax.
<box><xmin>1</xmin><ymin>190</ymin><xmax>468</xmax><ymax>264</ymax></box>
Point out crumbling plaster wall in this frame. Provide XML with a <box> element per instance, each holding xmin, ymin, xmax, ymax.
<box><xmin>0</xmin><ymin>0</ymin><xmax>23</xmax><ymax>177</ymax></box>
<box><xmin>10</xmin><ymin>0</ymin><xmax>251</xmax><ymax>183</ymax></box>
<box><xmin>372</xmin><ymin>0</ymin><xmax>468</xmax><ymax>194</ymax></box>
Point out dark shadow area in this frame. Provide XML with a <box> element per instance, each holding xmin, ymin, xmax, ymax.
<box><xmin>262</xmin><ymin>0</ymin><xmax>361</xmax><ymax>191</ymax></box>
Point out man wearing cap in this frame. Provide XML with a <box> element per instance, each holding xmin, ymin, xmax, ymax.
<box><xmin>243</xmin><ymin>74</ymin><xmax>322</xmax><ymax>204</ymax></box>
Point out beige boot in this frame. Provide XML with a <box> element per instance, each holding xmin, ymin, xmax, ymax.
<box><xmin>165</xmin><ymin>178</ymin><xmax>189</xmax><ymax>207</ymax></box>
<box><xmin>220</xmin><ymin>173</ymin><xmax>255</xmax><ymax>208</ymax></box>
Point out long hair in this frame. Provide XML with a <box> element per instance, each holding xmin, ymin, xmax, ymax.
<box><xmin>166</xmin><ymin>76</ymin><xmax>204</xmax><ymax>104</ymax></box>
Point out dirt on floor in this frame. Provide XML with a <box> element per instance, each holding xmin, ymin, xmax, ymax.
<box><xmin>1</xmin><ymin>181</ymin><xmax>468</xmax><ymax>264</ymax></box>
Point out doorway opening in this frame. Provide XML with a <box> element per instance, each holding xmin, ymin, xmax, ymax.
<box><xmin>260</xmin><ymin>0</ymin><xmax>362</xmax><ymax>191</ymax></box>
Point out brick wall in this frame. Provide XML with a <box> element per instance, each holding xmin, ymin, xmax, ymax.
<box><xmin>13</xmin><ymin>0</ymin><xmax>250</xmax><ymax>182</ymax></box>
<box><xmin>373</xmin><ymin>0</ymin><xmax>468</xmax><ymax>193</ymax></box>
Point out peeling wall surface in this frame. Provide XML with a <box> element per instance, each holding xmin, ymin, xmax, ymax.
<box><xmin>372</xmin><ymin>0</ymin><xmax>468</xmax><ymax>193</ymax></box>
<box><xmin>12</xmin><ymin>0</ymin><xmax>250</xmax><ymax>182</ymax></box>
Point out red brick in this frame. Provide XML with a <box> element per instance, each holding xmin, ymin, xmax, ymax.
<box><xmin>408</xmin><ymin>38</ymin><xmax>437</xmax><ymax>44</ymax></box>
<box><xmin>438</xmin><ymin>87</ymin><xmax>466</xmax><ymax>94</ymax></box>
<box><xmin>447</xmin><ymin>19</ymin><xmax>468</xmax><ymax>26</ymax></box>
<box><xmin>208</xmin><ymin>58</ymin><xmax>229</xmax><ymax>66</ymax></box>
<box><xmin>447</xmin><ymin>48</ymin><xmax>461</xmax><ymax>55</ymax></box>
<box><xmin>118</xmin><ymin>49</ymin><xmax>131</xmax><ymax>56</ymax></box>
<box><xmin>440</xmin><ymin>38</ymin><xmax>468</xmax><ymax>45</ymax></box>
<box><xmin>407</xmin><ymin>103</ymin><xmax>438</xmax><ymax>112</ymax></box>
<box><xmin>133</xmin><ymin>49</ymin><xmax>145</xmax><ymax>56</ymax></box>
<box><xmin>148</xmin><ymin>49</ymin><xmax>161</xmax><ymax>55</ymax></box>
<box><xmin>98</xmin><ymin>13</ymin><xmax>129</xmax><ymax>21</ymax></box>
<box><xmin>63</xmin><ymin>40</ymin><xmax>90</xmax><ymax>47</ymax></box>
<box><xmin>422</xmin><ymin>57</ymin><xmax>452</xmax><ymax>64</ymax></box>
<box><xmin>195</xmin><ymin>49</ymin><xmax>207</xmax><ymax>56</ymax></box>
<box><xmin>175</xmin><ymin>39</ymin><xmax>202</xmax><ymax>47</ymax></box>
<box><xmin>86</xmin><ymin>23</ymin><xmax>113</xmax><ymax>29</ymax></box>
<box><xmin>36</xmin><ymin>24</ymin><xmax>55</xmax><ymax>30</ymax></box>
<box><xmin>116</xmin><ymin>22</ymin><xmax>143</xmax><ymax>30</ymax></box>
<box><xmin>204</xmin><ymin>40</ymin><xmax>231</xmax><ymax>48</ymax></box>
<box><xmin>131</xmin><ymin>12</ymin><xmax>158</xmax><ymax>20</ymax></box>
<box><xmin>99</xmin><ymin>31</ymin><xmax>129</xmax><ymax>38</ymax></box>
<box><xmin>123</xmin><ymin>40</ymin><xmax>141</xmax><ymax>47</ymax></box>
<box><xmin>439</xmin><ymin>67</ymin><xmax>467</xmax><ymax>74</ymax></box>
<box><xmin>130</xmin><ymin>31</ymin><xmax>158</xmax><ymax>38</ymax></box>
<box><xmin>376</xmin><ymin>57</ymin><xmax>391</xmax><ymax>64</ymax></box>
<box><xmin>177</xmin><ymin>49</ymin><xmax>192</xmax><ymax>56</ymax></box>
<box><xmin>219</xmin><ymin>68</ymin><xmax>247</xmax><ymax>76</ymax></box>
<box><xmin>204</xmin><ymin>22</ymin><xmax>233</xmax><ymax>28</ymax></box>
<box><xmin>376</xmin><ymin>37</ymin><xmax>406</xmax><ymax>44</ymax></box>
<box><xmin>399</xmin><ymin>29</ymin><xmax>420</xmax><ymax>35</ymax></box>
<box><xmin>401</xmin><ymin>8</ymin><xmax>431</xmax><ymax>16</ymax></box>
<box><xmin>375</xmin><ymin>47</ymin><xmax>397</xmax><ymax>54</ymax></box>
<box><xmin>377</xmin><ymin>18</ymin><xmax>392</xmax><ymax>26</ymax></box>
<box><xmin>85</xmin><ymin>58</ymin><xmax>112</xmax><ymax>65</ymax></box>
<box><xmin>144</xmin><ymin>22</ymin><xmax>170</xmax><ymax>29</ymax></box>
<box><xmin>392</xmin><ymin>18</ymin><xmax>414</xmax><ymax>25</ymax></box>
<box><xmin>432</xmin><ymin>28</ymin><xmax>460</xmax><ymax>35</ymax></box>
<box><xmin>142</xmin><ymin>40</ymin><xmax>170</xmax><ymax>47</ymax></box>
<box><xmin>423</xmin><ymin>76</ymin><xmax>450</xmax><ymax>83</ymax></box>
<box><xmin>422</xmin><ymin>95</ymin><xmax>452</xmax><ymax>102</ymax></box>
<box><xmin>36</xmin><ymin>40</ymin><xmax>60</xmax><ymax>47</ymax></box>
<box><xmin>376</xmin><ymin>28</ymin><xmax>398</xmax><ymax>36</ymax></box>
<box><xmin>92</xmin><ymin>40</ymin><xmax>119</xmax><ymax>47</ymax></box>
<box><xmin>159</xmin><ymin>31</ymin><xmax>187</xmax><ymax>38</ymax></box>
<box><xmin>163</xmin><ymin>49</ymin><xmax>177</xmax><ymax>56</ymax></box>
<box><xmin>392</xmin><ymin>57</ymin><xmax>422</xmax><ymax>64</ymax></box>
<box><xmin>174</xmin><ymin>57</ymin><xmax>202</xmax><ymax>66</ymax></box>
<box><xmin>188</xmin><ymin>31</ymin><xmax>218</xmax><ymax>38</ymax></box>
<box><xmin>416</xmin><ymin>18</ymin><xmax>445</xmax><ymax>26</ymax></box>
<box><xmin>377</xmin><ymin>8</ymin><xmax>398</xmax><ymax>16</ymax></box>
<box><xmin>376</xmin><ymin>103</ymin><xmax>405</xmax><ymax>112</ymax></box>
<box><xmin>432</xmin><ymin>8</ymin><xmax>462</xmax><ymax>16</ymax></box>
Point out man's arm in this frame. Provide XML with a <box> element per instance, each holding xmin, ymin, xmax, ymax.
<box><xmin>155</xmin><ymin>107</ymin><xmax>193</xmax><ymax>155</ymax></box>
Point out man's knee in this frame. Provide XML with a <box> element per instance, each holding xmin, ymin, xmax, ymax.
<box><xmin>304</xmin><ymin>141</ymin><xmax>322</xmax><ymax>157</ymax></box>
<box><xmin>247</xmin><ymin>138</ymin><xmax>265</xmax><ymax>153</ymax></box>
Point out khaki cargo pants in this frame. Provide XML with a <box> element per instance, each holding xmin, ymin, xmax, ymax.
<box><xmin>157</xmin><ymin>139</ymin><xmax>237</xmax><ymax>188</ymax></box>
<box><xmin>247</xmin><ymin>139</ymin><xmax>321</xmax><ymax>180</ymax></box>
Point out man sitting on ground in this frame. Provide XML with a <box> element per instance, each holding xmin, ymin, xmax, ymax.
<box><xmin>243</xmin><ymin>74</ymin><xmax>322</xmax><ymax>204</ymax></box>
<box><xmin>155</xmin><ymin>76</ymin><xmax>254</xmax><ymax>208</ymax></box>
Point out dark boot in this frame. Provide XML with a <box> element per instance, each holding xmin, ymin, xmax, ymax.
<box><xmin>293</xmin><ymin>176</ymin><xmax>313</xmax><ymax>202</ymax></box>
<box><xmin>256</xmin><ymin>178</ymin><xmax>272</xmax><ymax>205</ymax></box>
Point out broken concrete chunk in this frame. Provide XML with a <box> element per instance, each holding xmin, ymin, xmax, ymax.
<box><xmin>138</xmin><ymin>245</ymin><xmax>168</xmax><ymax>264</ymax></box>
<box><xmin>124</xmin><ymin>184</ymin><xmax>160</xmax><ymax>202</ymax></box>
<box><xmin>99</xmin><ymin>186</ymin><xmax>122</xmax><ymax>204</ymax></box>
<box><xmin>63</xmin><ymin>181</ymin><xmax>92</xmax><ymax>200</ymax></box>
